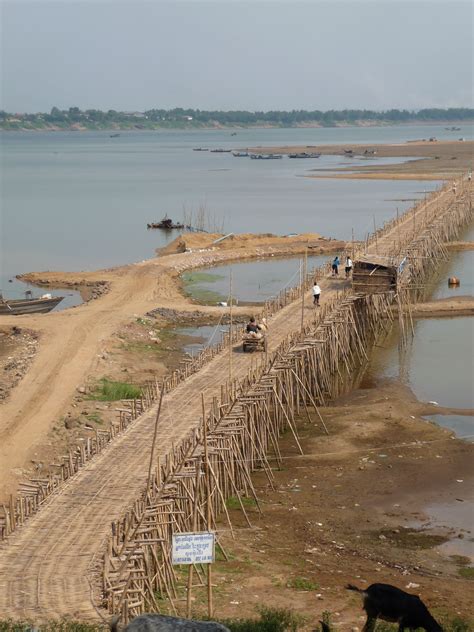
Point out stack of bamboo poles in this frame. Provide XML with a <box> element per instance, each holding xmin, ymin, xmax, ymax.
<box><xmin>102</xmin><ymin>291</ymin><xmax>395</xmax><ymax>621</ymax></box>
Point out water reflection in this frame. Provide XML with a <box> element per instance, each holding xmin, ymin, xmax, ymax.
<box><xmin>183</xmin><ymin>254</ymin><xmax>330</xmax><ymax>304</ymax></box>
<box><xmin>176</xmin><ymin>324</ymin><xmax>229</xmax><ymax>356</ymax></box>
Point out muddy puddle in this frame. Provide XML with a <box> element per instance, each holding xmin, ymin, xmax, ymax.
<box><xmin>182</xmin><ymin>254</ymin><xmax>330</xmax><ymax>304</ymax></box>
<box><xmin>410</xmin><ymin>496</ymin><xmax>474</xmax><ymax>563</ymax></box>
<box><xmin>175</xmin><ymin>323</ymin><xmax>230</xmax><ymax>356</ymax></box>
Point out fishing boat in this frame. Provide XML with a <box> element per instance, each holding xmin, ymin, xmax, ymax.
<box><xmin>250</xmin><ymin>153</ymin><xmax>283</xmax><ymax>160</ymax></box>
<box><xmin>193</xmin><ymin>147</ymin><xmax>209</xmax><ymax>151</ymax></box>
<box><xmin>0</xmin><ymin>291</ymin><xmax>64</xmax><ymax>315</ymax></box>
<box><xmin>210</xmin><ymin>148</ymin><xmax>232</xmax><ymax>153</ymax></box>
<box><xmin>232</xmin><ymin>151</ymin><xmax>249</xmax><ymax>157</ymax></box>
<box><xmin>110</xmin><ymin>133</ymin><xmax>121</xmax><ymax>138</ymax></box>
<box><xmin>288</xmin><ymin>152</ymin><xmax>321</xmax><ymax>158</ymax></box>
<box><xmin>147</xmin><ymin>215</ymin><xmax>184</xmax><ymax>230</ymax></box>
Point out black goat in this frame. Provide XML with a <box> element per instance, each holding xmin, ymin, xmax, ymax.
<box><xmin>347</xmin><ymin>583</ymin><xmax>443</xmax><ymax>632</ymax></box>
<box><xmin>110</xmin><ymin>613</ymin><xmax>230</xmax><ymax>632</ymax></box>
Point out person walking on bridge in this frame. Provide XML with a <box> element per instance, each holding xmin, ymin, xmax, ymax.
<box><xmin>331</xmin><ymin>256</ymin><xmax>340</xmax><ymax>277</ymax></box>
<box><xmin>312</xmin><ymin>281</ymin><xmax>321</xmax><ymax>306</ymax></box>
<box><xmin>345</xmin><ymin>256</ymin><xmax>353</xmax><ymax>278</ymax></box>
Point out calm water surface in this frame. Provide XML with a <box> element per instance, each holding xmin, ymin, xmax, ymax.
<box><xmin>183</xmin><ymin>254</ymin><xmax>330</xmax><ymax>304</ymax></box>
<box><xmin>367</xmin><ymin>236</ymin><xmax>474</xmax><ymax>431</ymax></box>
<box><xmin>370</xmin><ymin>317</ymin><xmax>474</xmax><ymax>411</ymax></box>
<box><xmin>1</xmin><ymin>125</ymin><xmax>449</xmax><ymax>295</ymax></box>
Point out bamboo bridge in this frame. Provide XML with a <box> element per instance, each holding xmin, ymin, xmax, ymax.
<box><xmin>0</xmin><ymin>178</ymin><xmax>472</xmax><ymax>623</ymax></box>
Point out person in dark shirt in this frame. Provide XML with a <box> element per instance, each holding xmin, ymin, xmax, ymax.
<box><xmin>246</xmin><ymin>317</ymin><xmax>260</xmax><ymax>334</ymax></box>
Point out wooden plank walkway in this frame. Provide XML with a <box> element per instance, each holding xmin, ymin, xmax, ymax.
<box><xmin>0</xmin><ymin>182</ymin><xmax>466</xmax><ymax>622</ymax></box>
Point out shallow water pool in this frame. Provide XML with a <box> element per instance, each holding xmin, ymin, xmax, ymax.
<box><xmin>182</xmin><ymin>254</ymin><xmax>330</xmax><ymax>304</ymax></box>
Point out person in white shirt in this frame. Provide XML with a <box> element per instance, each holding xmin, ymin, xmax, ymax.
<box><xmin>345</xmin><ymin>256</ymin><xmax>353</xmax><ymax>278</ymax></box>
<box><xmin>312</xmin><ymin>281</ymin><xmax>321</xmax><ymax>306</ymax></box>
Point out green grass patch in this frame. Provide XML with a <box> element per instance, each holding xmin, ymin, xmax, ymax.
<box><xmin>458</xmin><ymin>566</ymin><xmax>474</xmax><ymax>579</ymax></box>
<box><xmin>182</xmin><ymin>271</ymin><xmax>225</xmax><ymax>284</ymax></box>
<box><xmin>226</xmin><ymin>495</ymin><xmax>257</xmax><ymax>510</ymax></box>
<box><xmin>378</xmin><ymin>528</ymin><xmax>447</xmax><ymax>549</ymax></box>
<box><xmin>86</xmin><ymin>412</ymin><xmax>103</xmax><ymax>424</ymax></box>
<box><xmin>286</xmin><ymin>576</ymin><xmax>319</xmax><ymax>591</ymax></box>
<box><xmin>222</xmin><ymin>606</ymin><xmax>304</xmax><ymax>632</ymax></box>
<box><xmin>181</xmin><ymin>271</ymin><xmax>227</xmax><ymax>304</ymax></box>
<box><xmin>135</xmin><ymin>317</ymin><xmax>153</xmax><ymax>326</ymax></box>
<box><xmin>88</xmin><ymin>378</ymin><xmax>142</xmax><ymax>401</ymax></box>
<box><xmin>120</xmin><ymin>340</ymin><xmax>163</xmax><ymax>355</ymax></box>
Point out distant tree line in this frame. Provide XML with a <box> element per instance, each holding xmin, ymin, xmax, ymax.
<box><xmin>0</xmin><ymin>106</ymin><xmax>473</xmax><ymax>130</ymax></box>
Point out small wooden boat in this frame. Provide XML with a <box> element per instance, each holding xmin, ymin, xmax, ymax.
<box><xmin>0</xmin><ymin>291</ymin><xmax>64</xmax><ymax>315</ymax></box>
<box><xmin>250</xmin><ymin>153</ymin><xmax>283</xmax><ymax>160</ymax></box>
<box><xmin>210</xmin><ymin>148</ymin><xmax>232</xmax><ymax>153</ymax></box>
<box><xmin>147</xmin><ymin>215</ymin><xmax>184</xmax><ymax>230</ymax></box>
<box><xmin>288</xmin><ymin>152</ymin><xmax>321</xmax><ymax>158</ymax></box>
<box><xmin>110</xmin><ymin>133</ymin><xmax>121</xmax><ymax>138</ymax></box>
<box><xmin>193</xmin><ymin>147</ymin><xmax>209</xmax><ymax>151</ymax></box>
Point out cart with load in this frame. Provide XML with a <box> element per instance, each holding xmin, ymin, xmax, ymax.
<box><xmin>242</xmin><ymin>332</ymin><xmax>267</xmax><ymax>353</ymax></box>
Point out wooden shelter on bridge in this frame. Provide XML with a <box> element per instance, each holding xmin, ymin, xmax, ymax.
<box><xmin>352</xmin><ymin>255</ymin><xmax>404</xmax><ymax>294</ymax></box>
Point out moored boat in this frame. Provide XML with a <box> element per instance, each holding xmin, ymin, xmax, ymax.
<box><xmin>0</xmin><ymin>292</ymin><xmax>64</xmax><ymax>315</ymax></box>
<box><xmin>232</xmin><ymin>151</ymin><xmax>249</xmax><ymax>157</ymax></box>
<box><xmin>147</xmin><ymin>215</ymin><xmax>184</xmax><ymax>230</ymax></box>
<box><xmin>288</xmin><ymin>152</ymin><xmax>321</xmax><ymax>158</ymax></box>
<box><xmin>250</xmin><ymin>153</ymin><xmax>283</xmax><ymax>160</ymax></box>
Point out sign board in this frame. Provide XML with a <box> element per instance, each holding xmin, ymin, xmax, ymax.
<box><xmin>172</xmin><ymin>531</ymin><xmax>215</xmax><ymax>565</ymax></box>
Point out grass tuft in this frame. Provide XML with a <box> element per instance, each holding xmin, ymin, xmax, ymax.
<box><xmin>458</xmin><ymin>566</ymin><xmax>474</xmax><ymax>579</ymax></box>
<box><xmin>223</xmin><ymin>606</ymin><xmax>304</xmax><ymax>632</ymax></box>
<box><xmin>226</xmin><ymin>496</ymin><xmax>257</xmax><ymax>510</ymax></box>
<box><xmin>89</xmin><ymin>378</ymin><xmax>142</xmax><ymax>401</ymax></box>
<box><xmin>286</xmin><ymin>576</ymin><xmax>319</xmax><ymax>591</ymax></box>
<box><xmin>86</xmin><ymin>412</ymin><xmax>103</xmax><ymax>424</ymax></box>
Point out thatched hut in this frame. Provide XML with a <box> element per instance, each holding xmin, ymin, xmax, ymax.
<box><xmin>352</xmin><ymin>256</ymin><xmax>401</xmax><ymax>294</ymax></box>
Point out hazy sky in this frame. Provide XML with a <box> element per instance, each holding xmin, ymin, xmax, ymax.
<box><xmin>1</xmin><ymin>0</ymin><xmax>472</xmax><ymax>112</ymax></box>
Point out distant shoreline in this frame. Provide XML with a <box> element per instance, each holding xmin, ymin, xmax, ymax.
<box><xmin>1</xmin><ymin>120</ymin><xmax>473</xmax><ymax>132</ymax></box>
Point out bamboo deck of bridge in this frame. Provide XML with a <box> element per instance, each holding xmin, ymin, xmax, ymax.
<box><xmin>0</xmin><ymin>178</ymin><xmax>471</xmax><ymax>623</ymax></box>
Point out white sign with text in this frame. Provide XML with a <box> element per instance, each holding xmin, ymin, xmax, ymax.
<box><xmin>171</xmin><ymin>531</ymin><xmax>215</xmax><ymax>565</ymax></box>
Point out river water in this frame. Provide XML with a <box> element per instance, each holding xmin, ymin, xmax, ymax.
<box><xmin>2</xmin><ymin>124</ymin><xmax>460</xmax><ymax>300</ymax></box>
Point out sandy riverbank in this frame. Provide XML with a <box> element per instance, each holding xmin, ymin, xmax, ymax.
<box><xmin>244</xmin><ymin>140</ymin><xmax>473</xmax><ymax>180</ymax></box>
